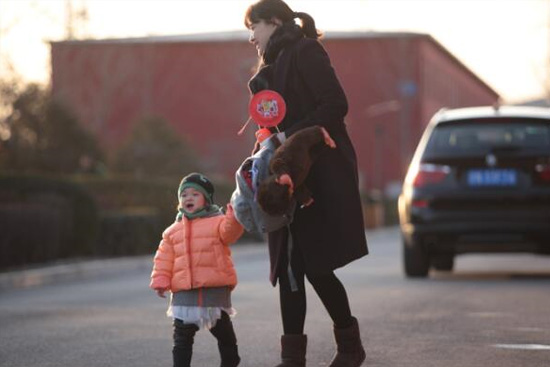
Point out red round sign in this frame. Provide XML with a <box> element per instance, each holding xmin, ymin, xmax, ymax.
<box><xmin>248</xmin><ymin>90</ymin><xmax>286</xmax><ymax>128</ymax></box>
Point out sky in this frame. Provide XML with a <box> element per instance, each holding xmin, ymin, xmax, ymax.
<box><xmin>0</xmin><ymin>0</ymin><xmax>549</xmax><ymax>103</ymax></box>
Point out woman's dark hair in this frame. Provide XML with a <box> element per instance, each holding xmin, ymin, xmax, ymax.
<box><xmin>244</xmin><ymin>0</ymin><xmax>322</xmax><ymax>39</ymax></box>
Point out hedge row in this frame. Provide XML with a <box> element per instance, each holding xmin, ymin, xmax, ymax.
<box><xmin>73</xmin><ymin>174</ymin><xmax>236</xmax><ymax>226</ymax></box>
<box><xmin>0</xmin><ymin>173</ymin><xmax>392</xmax><ymax>271</ymax></box>
<box><xmin>0</xmin><ymin>174</ymin><xmax>99</xmax><ymax>270</ymax></box>
<box><xmin>0</xmin><ymin>174</ymin><xmax>244</xmax><ymax>271</ymax></box>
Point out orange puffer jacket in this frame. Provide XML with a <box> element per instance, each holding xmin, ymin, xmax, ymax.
<box><xmin>149</xmin><ymin>209</ymin><xmax>243</xmax><ymax>292</ymax></box>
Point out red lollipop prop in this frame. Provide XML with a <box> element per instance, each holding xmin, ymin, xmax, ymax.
<box><xmin>238</xmin><ymin>90</ymin><xmax>286</xmax><ymax>135</ymax></box>
<box><xmin>249</xmin><ymin>89</ymin><xmax>286</xmax><ymax>127</ymax></box>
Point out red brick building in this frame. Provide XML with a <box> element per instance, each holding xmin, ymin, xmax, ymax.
<box><xmin>50</xmin><ymin>31</ymin><xmax>499</xmax><ymax>193</ymax></box>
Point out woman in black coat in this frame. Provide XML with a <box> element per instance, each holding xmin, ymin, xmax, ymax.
<box><xmin>245</xmin><ymin>1</ymin><xmax>368</xmax><ymax>366</ymax></box>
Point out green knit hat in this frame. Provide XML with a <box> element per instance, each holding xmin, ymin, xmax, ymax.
<box><xmin>178</xmin><ymin>173</ymin><xmax>214</xmax><ymax>205</ymax></box>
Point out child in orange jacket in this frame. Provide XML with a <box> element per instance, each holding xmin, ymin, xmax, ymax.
<box><xmin>150</xmin><ymin>172</ymin><xmax>244</xmax><ymax>367</ymax></box>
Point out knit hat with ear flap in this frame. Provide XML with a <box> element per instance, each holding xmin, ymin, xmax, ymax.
<box><xmin>178</xmin><ymin>173</ymin><xmax>215</xmax><ymax>205</ymax></box>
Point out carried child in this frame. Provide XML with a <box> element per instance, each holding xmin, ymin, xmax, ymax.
<box><xmin>150</xmin><ymin>173</ymin><xmax>244</xmax><ymax>367</ymax></box>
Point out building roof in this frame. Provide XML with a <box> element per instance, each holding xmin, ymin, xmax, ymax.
<box><xmin>50</xmin><ymin>29</ymin><xmax>498</xmax><ymax>97</ymax></box>
<box><xmin>50</xmin><ymin>31</ymin><xmax>250</xmax><ymax>45</ymax></box>
<box><xmin>50</xmin><ymin>29</ymin><xmax>435</xmax><ymax>45</ymax></box>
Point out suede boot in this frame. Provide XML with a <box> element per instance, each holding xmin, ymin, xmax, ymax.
<box><xmin>275</xmin><ymin>334</ymin><xmax>307</xmax><ymax>367</ymax></box>
<box><xmin>219</xmin><ymin>344</ymin><xmax>241</xmax><ymax>367</ymax></box>
<box><xmin>328</xmin><ymin>317</ymin><xmax>366</xmax><ymax>367</ymax></box>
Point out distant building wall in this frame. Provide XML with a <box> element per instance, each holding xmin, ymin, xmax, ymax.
<box><xmin>52</xmin><ymin>39</ymin><xmax>258</xmax><ymax>176</ymax></box>
<box><xmin>51</xmin><ymin>32</ymin><xmax>499</xmax><ymax>192</ymax></box>
<box><xmin>321</xmin><ymin>36</ymin><xmax>421</xmax><ymax>191</ymax></box>
<box><xmin>418</xmin><ymin>37</ymin><xmax>498</xmax><ymax>125</ymax></box>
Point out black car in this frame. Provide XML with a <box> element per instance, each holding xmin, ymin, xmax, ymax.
<box><xmin>398</xmin><ymin>105</ymin><xmax>550</xmax><ymax>277</ymax></box>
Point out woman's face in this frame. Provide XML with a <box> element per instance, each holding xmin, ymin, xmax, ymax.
<box><xmin>248</xmin><ymin>19</ymin><xmax>279</xmax><ymax>56</ymax></box>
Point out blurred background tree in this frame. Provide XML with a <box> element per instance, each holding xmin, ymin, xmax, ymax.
<box><xmin>0</xmin><ymin>79</ymin><xmax>233</xmax><ymax>268</ymax></box>
<box><xmin>111</xmin><ymin>115</ymin><xmax>199</xmax><ymax>178</ymax></box>
<box><xmin>0</xmin><ymin>81</ymin><xmax>104</xmax><ymax>174</ymax></box>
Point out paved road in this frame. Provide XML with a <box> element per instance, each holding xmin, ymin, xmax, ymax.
<box><xmin>1</xmin><ymin>227</ymin><xmax>550</xmax><ymax>366</ymax></box>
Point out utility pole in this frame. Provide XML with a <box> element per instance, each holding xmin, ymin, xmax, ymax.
<box><xmin>65</xmin><ymin>0</ymin><xmax>89</xmax><ymax>40</ymax></box>
<box><xmin>65</xmin><ymin>0</ymin><xmax>74</xmax><ymax>40</ymax></box>
<box><xmin>547</xmin><ymin>0</ymin><xmax>550</xmax><ymax>102</ymax></box>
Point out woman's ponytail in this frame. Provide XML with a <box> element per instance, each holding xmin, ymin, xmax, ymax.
<box><xmin>245</xmin><ymin>1</ymin><xmax>323</xmax><ymax>39</ymax></box>
<box><xmin>294</xmin><ymin>11</ymin><xmax>322</xmax><ymax>39</ymax></box>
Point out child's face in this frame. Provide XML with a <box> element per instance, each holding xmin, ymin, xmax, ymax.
<box><xmin>180</xmin><ymin>187</ymin><xmax>207</xmax><ymax>213</ymax></box>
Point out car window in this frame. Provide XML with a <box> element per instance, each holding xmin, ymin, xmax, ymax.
<box><xmin>423</xmin><ymin>118</ymin><xmax>550</xmax><ymax>157</ymax></box>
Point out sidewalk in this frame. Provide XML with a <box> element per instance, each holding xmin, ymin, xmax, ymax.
<box><xmin>0</xmin><ymin>255</ymin><xmax>153</xmax><ymax>291</ymax></box>
<box><xmin>0</xmin><ymin>241</ymin><xmax>268</xmax><ymax>292</ymax></box>
<box><xmin>0</xmin><ymin>227</ymin><xmax>396</xmax><ymax>292</ymax></box>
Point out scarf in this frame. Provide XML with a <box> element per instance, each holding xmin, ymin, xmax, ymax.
<box><xmin>263</xmin><ymin>22</ymin><xmax>304</xmax><ymax>65</ymax></box>
<box><xmin>248</xmin><ymin>22</ymin><xmax>304</xmax><ymax>95</ymax></box>
<box><xmin>176</xmin><ymin>204</ymin><xmax>223</xmax><ymax>221</ymax></box>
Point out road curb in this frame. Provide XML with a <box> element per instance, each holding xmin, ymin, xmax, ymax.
<box><xmin>0</xmin><ymin>227</ymin><xmax>395</xmax><ymax>291</ymax></box>
<box><xmin>0</xmin><ymin>255</ymin><xmax>152</xmax><ymax>291</ymax></box>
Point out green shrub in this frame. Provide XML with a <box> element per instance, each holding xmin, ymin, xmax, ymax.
<box><xmin>0</xmin><ymin>174</ymin><xmax>99</xmax><ymax>270</ymax></box>
<box><xmin>74</xmin><ymin>174</ymin><xmax>235</xmax><ymax>229</ymax></box>
<box><xmin>0</xmin><ymin>172</ymin><xmax>258</xmax><ymax>271</ymax></box>
<box><xmin>383</xmin><ymin>197</ymin><xmax>399</xmax><ymax>226</ymax></box>
<box><xmin>95</xmin><ymin>207</ymin><xmax>162</xmax><ymax>256</ymax></box>
<box><xmin>110</xmin><ymin>116</ymin><xmax>198</xmax><ymax>178</ymax></box>
<box><xmin>0</xmin><ymin>84</ymin><xmax>104</xmax><ymax>174</ymax></box>
<box><xmin>74</xmin><ymin>174</ymin><xmax>253</xmax><ymax>251</ymax></box>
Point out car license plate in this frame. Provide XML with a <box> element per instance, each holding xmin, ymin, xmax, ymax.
<box><xmin>467</xmin><ymin>169</ymin><xmax>517</xmax><ymax>187</ymax></box>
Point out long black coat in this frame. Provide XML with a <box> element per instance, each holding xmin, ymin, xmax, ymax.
<box><xmin>251</xmin><ymin>26</ymin><xmax>368</xmax><ymax>285</ymax></box>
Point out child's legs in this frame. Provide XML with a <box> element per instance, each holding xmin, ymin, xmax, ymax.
<box><xmin>173</xmin><ymin>319</ymin><xmax>199</xmax><ymax>367</ymax></box>
<box><xmin>306</xmin><ymin>271</ymin><xmax>353</xmax><ymax>328</ymax></box>
<box><xmin>210</xmin><ymin>311</ymin><xmax>241</xmax><ymax>366</ymax></box>
<box><xmin>174</xmin><ymin>318</ymin><xmax>199</xmax><ymax>347</ymax></box>
<box><xmin>209</xmin><ymin>311</ymin><xmax>237</xmax><ymax>346</ymax></box>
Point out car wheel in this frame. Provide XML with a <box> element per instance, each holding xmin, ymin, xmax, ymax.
<box><xmin>403</xmin><ymin>238</ymin><xmax>430</xmax><ymax>278</ymax></box>
<box><xmin>432</xmin><ymin>255</ymin><xmax>454</xmax><ymax>272</ymax></box>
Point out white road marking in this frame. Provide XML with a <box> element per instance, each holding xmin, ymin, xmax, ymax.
<box><xmin>493</xmin><ymin>344</ymin><xmax>550</xmax><ymax>351</ymax></box>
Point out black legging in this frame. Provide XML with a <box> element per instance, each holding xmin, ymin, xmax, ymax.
<box><xmin>173</xmin><ymin>311</ymin><xmax>237</xmax><ymax>349</ymax></box>
<box><xmin>278</xmin><ymin>245</ymin><xmax>354</xmax><ymax>335</ymax></box>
